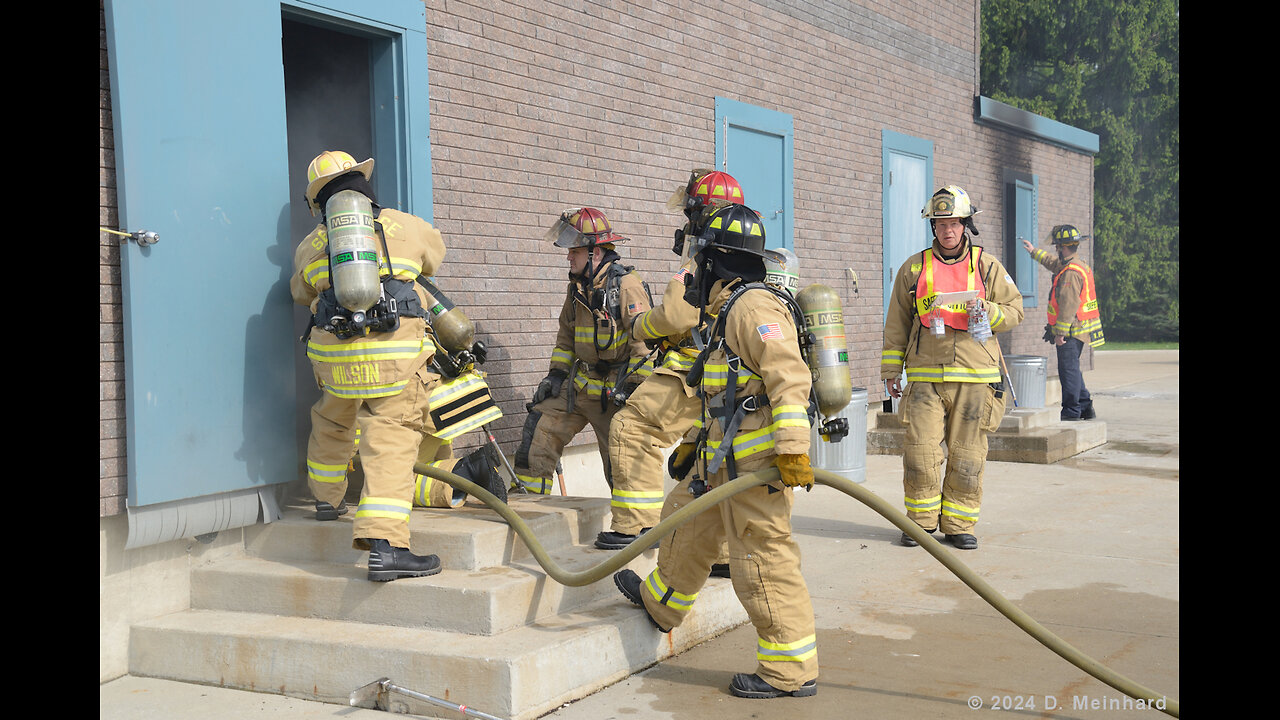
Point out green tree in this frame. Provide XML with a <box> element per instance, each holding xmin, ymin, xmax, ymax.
<box><xmin>981</xmin><ymin>0</ymin><xmax>1179</xmax><ymax>341</ymax></box>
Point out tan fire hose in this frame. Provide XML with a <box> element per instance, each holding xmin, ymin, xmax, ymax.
<box><xmin>416</xmin><ymin>461</ymin><xmax>1179</xmax><ymax>718</ymax></box>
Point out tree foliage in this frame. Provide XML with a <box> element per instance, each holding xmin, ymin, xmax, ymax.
<box><xmin>981</xmin><ymin>0</ymin><xmax>1179</xmax><ymax>341</ymax></box>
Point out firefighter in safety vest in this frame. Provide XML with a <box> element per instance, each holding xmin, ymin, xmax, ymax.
<box><xmin>881</xmin><ymin>185</ymin><xmax>1024</xmax><ymax>551</ymax></box>
<box><xmin>599</xmin><ymin>170</ymin><xmax>744</xmax><ymax>572</ymax></box>
<box><xmin>614</xmin><ymin>203</ymin><xmax>821</xmax><ymax>700</ymax></box>
<box><xmin>512</xmin><ymin>208</ymin><xmax>654</xmax><ymax>495</ymax></box>
<box><xmin>1021</xmin><ymin>224</ymin><xmax>1104</xmax><ymax>421</ymax></box>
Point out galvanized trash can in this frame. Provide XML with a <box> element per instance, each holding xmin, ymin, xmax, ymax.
<box><xmin>1004</xmin><ymin>354</ymin><xmax>1047</xmax><ymax>409</ymax></box>
<box><xmin>810</xmin><ymin>387</ymin><xmax>868</xmax><ymax>484</ymax></box>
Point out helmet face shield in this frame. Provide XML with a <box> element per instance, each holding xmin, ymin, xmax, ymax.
<box><xmin>544</xmin><ymin>207</ymin><xmax>626</xmax><ymax>249</ymax></box>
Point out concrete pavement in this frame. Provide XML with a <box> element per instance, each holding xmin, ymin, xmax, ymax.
<box><xmin>100</xmin><ymin>349</ymin><xmax>1179</xmax><ymax>719</ymax></box>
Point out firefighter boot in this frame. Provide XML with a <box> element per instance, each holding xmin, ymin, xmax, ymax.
<box><xmin>613</xmin><ymin>569</ymin><xmax>671</xmax><ymax>632</ymax></box>
<box><xmin>457</xmin><ymin>445</ymin><xmax>508</xmax><ymax>505</ymax></box>
<box><xmin>899</xmin><ymin>526</ymin><xmax>937</xmax><ymax>547</ymax></box>
<box><xmin>315</xmin><ymin>500</ymin><xmax>348</xmax><ymax>521</ymax></box>
<box><xmin>595</xmin><ymin>527</ymin><xmax>656</xmax><ymax>550</ymax></box>
<box><xmin>366</xmin><ymin>538</ymin><xmax>442</xmax><ymax>582</ymax></box>
<box><xmin>945</xmin><ymin>533</ymin><xmax>978</xmax><ymax>550</ymax></box>
<box><xmin>729</xmin><ymin>673</ymin><xmax>817</xmax><ymax>699</ymax></box>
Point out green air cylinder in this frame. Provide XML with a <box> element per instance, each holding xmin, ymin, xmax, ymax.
<box><xmin>325</xmin><ymin>189</ymin><xmax>381</xmax><ymax>315</ymax></box>
<box><xmin>419</xmin><ymin>278</ymin><xmax>476</xmax><ymax>352</ymax></box>
<box><xmin>797</xmin><ymin>283</ymin><xmax>852</xmax><ymax>419</ymax></box>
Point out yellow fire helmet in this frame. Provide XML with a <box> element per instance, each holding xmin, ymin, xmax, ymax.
<box><xmin>305</xmin><ymin>150</ymin><xmax>374</xmax><ymax>216</ymax></box>
<box><xmin>921</xmin><ymin>184</ymin><xmax>981</xmax><ymax>220</ymax></box>
<box><xmin>1050</xmin><ymin>224</ymin><xmax>1089</xmax><ymax>246</ymax></box>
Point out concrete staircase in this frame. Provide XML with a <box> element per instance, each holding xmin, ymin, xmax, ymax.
<box><xmin>867</xmin><ymin>403</ymin><xmax>1107</xmax><ymax>464</ymax></box>
<box><xmin>125</xmin><ymin>494</ymin><xmax>747</xmax><ymax>720</ymax></box>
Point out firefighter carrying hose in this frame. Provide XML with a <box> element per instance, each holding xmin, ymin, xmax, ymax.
<box><xmin>881</xmin><ymin>185</ymin><xmax>1024</xmax><ymax>551</ymax></box>
<box><xmin>511</xmin><ymin>208</ymin><xmax>654</xmax><ymax>495</ymax></box>
<box><xmin>292</xmin><ymin>149</ymin><xmax>500</xmax><ymax>582</ymax></box>
<box><xmin>614</xmin><ymin>202</ymin><xmax>821</xmax><ymax>699</ymax></box>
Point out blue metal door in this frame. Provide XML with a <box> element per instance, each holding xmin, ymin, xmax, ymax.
<box><xmin>882</xmin><ymin>131</ymin><xmax>934</xmax><ymax>317</ymax></box>
<box><xmin>105</xmin><ymin>0</ymin><xmax>296</xmax><ymax>507</ymax></box>
<box><xmin>715</xmin><ymin>98</ymin><xmax>794</xmax><ymax>251</ymax></box>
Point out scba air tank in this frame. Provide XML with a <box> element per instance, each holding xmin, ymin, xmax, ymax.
<box><xmin>325</xmin><ymin>189</ymin><xmax>382</xmax><ymax>317</ymax></box>
<box><xmin>418</xmin><ymin>277</ymin><xmax>476</xmax><ymax>352</ymax></box>
<box><xmin>796</xmin><ymin>283</ymin><xmax>852</xmax><ymax>419</ymax></box>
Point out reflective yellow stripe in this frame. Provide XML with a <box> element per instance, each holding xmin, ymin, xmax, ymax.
<box><xmin>355</xmin><ymin>496</ymin><xmax>412</xmax><ymax>521</ymax></box>
<box><xmin>941</xmin><ymin>499</ymin><xmax>980</xmax><ymax>521</ymax></box>
<box><xmin>321</xmin><ymin>380</ymin><xmax>411</xmax><ymax>399</ymax></box>
<box><xmin>904</xmin><ymin>366</ymin><xmax>1002</xmax><ymax>383</ymax></box>
<box><xmin>551</xmin><ymin>348</ymin><xmax>574</xmax><ymax>365</ymax></box>
<box><xmin>515</xmin><ymin>474</ymin><xmax>553</xmax><ymax>495</ymax></box>
<box><xmin>757</xmin><ymin>634</ymin><xmax>817</xmax><ymax>663</ymax></box>
<box><xmin>643</xmin><ymin>568</ymin><xmax>698</xmax><ymax>611</ymax></box>
<box><xmin>611</xmin><ymin>489</ymin><xmax>664</xmax><ymax>509</ymax></box>
<box><xmin>905</xmin><ymin>494</ymin><xmax>942</xmax><ymax>512</ymax></box>
<box><xmin>307</xmin><ymin>338</ymin><xmax>427</xmax><ymax>364</ymax></box>
<box><xmin>307</xmin><ymin>459</ymin><xmax>348</xmax><ymax>484</ymax></box>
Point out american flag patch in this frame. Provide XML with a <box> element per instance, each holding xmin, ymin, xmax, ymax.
<box><xmin>757</xmin><ymin>322</ymin><xmax>783</xmax><ymax>341</ymax></box>
<box><xmin>627</xmin><ymin>303</ymin><xmax>640</xmax><ymax>313</ymax></box>
<box><xmin>674</xmin><ymin>268</ymin><xmax>689</xmax><ymax>282</ymax></box>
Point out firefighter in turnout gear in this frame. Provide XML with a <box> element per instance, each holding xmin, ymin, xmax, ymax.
<box><xmin>293</xmin><ymin>149</ymin><xmax>466</xmax><ymax>581</ymax></box>
<box><xmin>599</xmin><ymin>170</ymin><xmax>745</xmax><ymax>568</ymax></box>
<box><xmin>882</xmin><ymin>185</ymin><xmax>1024</xmax><ymax>551</ymax></box>
<box><xmin>613</xmin><ymin>202</ymin><xmax>821</xmax><ymax>699</ymax></box>
<box><xmin>1022</xmin><ymin>224</ymin><xmax>1104</xmax><ymax>421</ymax></box>
<box><xmin>512</xmin><ymin>208</ymin><xmax>654</xmax><ymax>495</ymax></box>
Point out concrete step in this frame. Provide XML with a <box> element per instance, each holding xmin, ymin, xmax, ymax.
<box><xmin>192</xmin><ymin>542</ymin><xmax>658</xmax><ymax>636</ymax></box>
<box><xmin>867</xmin><ymin>408</ymin><xmax>1107</xmax><ymax>464</ymax></box>
<box><xmin>246</xmin><ymin>494</ymin><xmax>613</xmax><ymax>571</ymax></box>
<box><xmin>130</xmin><ymin>580</ymin><xmax>746</xmax><ymax>720</ymax></box>
<box><xmin>129</xmin><ymin>493</ymin><xmax>751</xmax><ymax>720</ymax></box>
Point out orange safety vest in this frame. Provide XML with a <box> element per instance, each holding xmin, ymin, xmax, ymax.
<box><xmin>1048</xmin><ymin>261</ymin><xmax>1105</xmax><ymax>346</ymax></box>
<box><xmin>914</xmin><ymin>246</ymin><xmax>986</xmax><ymax>330</ymax></box>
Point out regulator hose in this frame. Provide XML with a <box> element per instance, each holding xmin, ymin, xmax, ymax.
<box><xmin>414</xmin><ymin>462</ymin><xmax>1179</xmax><ymax>718</ymax></box>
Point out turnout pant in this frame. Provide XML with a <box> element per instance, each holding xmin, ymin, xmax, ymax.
<box><xmin>607</xmin><ymin>369</ymin><xmax>700</xmax><ymax>534</ymax></box>
<box><xmin>306</xmin><ymin>365</ymin><xmax>438</xmax><ymax>550</ymax></box>
<box><xmin>899</xmin><ymin>380</ymin><xmax>1006</xmax><ymax>535</ymax></box>
<box><xmin>639</xmin><ymin>474</ymin><xmax>818</xmax><ymax>692</ymax></box>
<box><xmin>514</xmin><ymin>382</ymin><xmax>617</xmax><ymax>494</ymax></box>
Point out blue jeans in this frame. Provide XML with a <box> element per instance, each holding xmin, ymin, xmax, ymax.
<box><xmin>1056</xmin><ymin>337</ymin><xmax>1093</xmax><ymax>419</ymax></box>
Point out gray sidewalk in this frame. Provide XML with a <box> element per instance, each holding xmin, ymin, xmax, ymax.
<box><xmin>101</xmin><ymin>349</ymin><xmax>1179</xmax><ymax>720</ymax></box>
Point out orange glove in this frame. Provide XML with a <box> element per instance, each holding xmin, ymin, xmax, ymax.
<box><xmin>775</xmin><ymin>453</ymin><xmax>814</xmax><ymax>489</ymax></box>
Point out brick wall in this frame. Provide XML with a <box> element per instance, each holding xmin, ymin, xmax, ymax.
<box><xmin>99</xmin><ymin>0</ymin><xmax>1095</xmax><ymax>514</ymax></box>
<box><xmin>101</xmin><ymin>0</ymin><xmax>126</xmax><ymax>516</ymax></box>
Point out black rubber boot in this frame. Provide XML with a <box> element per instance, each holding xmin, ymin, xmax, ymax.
<box><xmin>613</xmin><ymin>569</ymin><xmax>670</xmax><ymax>632</ymax></box>
<box><xmin>595</xmin><ymin>527</ymin><xmax>657</xmax><ymax>550</ymax></box>
<box><xmin>899</xmin><ymin>526</ymin><xmax>936</xmax><ymax>547</ymax></box>
<box><xmin>457</xmin><ymin>445</ymin><xmax>507</xmax><ymax>504</ymax></box>
<box><xmin>945</xmin><ymin>533</ymin><xmax>978</xmax><ymax>550</ymax></box>
<box><xmin>315</xmin><ymin>500</ymin><xmax>348</xmax><ymax>521</ymax></box>
<box><xmin>365</xmin><ymin>538</ymin><xmax>442</xmax><ymax>582</ymax></box>
<box><xmin>729</xmin><ymin>673</ymin><xmax>817</xmax><ymax>698</ymax></box>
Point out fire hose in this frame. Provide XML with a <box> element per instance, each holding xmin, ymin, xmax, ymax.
<box><xmin>414</xmin><ymin>461</ymin><xmax>1180</xmax><ymax>718</ymax></box>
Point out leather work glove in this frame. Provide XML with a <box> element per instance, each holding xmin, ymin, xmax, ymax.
<box><xmin>1042</xmin><ymin>324</ymin><xmax>1055</xmax><ymax>344</ymax></box>
<box><xmin>531</xmin><ymin>369</ymin><xmax>567</xmax><ymax>406</ymax></box>
<box><xmin>775</xmin><ymin>453</ymin><xmax>814</xmax><ymax>490</ymax></box>
<box><xmin>667</xmin><ymin>442</ymin><xmax>698</xmax><ymax>481</ymax></box>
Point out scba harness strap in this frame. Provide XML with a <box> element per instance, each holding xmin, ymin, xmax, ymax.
<box><xmin>687</xmin><ymin>281</ymin><xmax>816</xmax><ymax>479</ymax></box>
<box><xmin>310</xmin><ymin>223</ymin><xmax>426</xmax><ymax>340</ymax></box>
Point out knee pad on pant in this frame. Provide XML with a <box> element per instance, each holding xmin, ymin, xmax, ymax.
<box><xmin>515</xmin><ymin>409</ymin><xmax>541</xmax><ymax>469</ymax></box>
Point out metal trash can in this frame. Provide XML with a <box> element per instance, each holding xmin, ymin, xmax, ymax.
<box><xmin>1004</xmin><ymin>354</ymin><xmax>1047</xmax><ymax>409</ymax></box>
<box><xmin>811</xmin><ymin>387</ymin><xmax>868</xmax><ymax>484</ymax></box>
